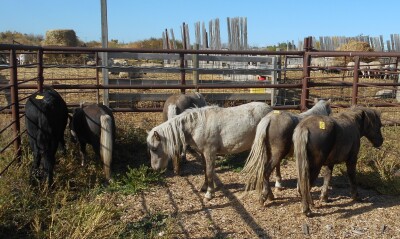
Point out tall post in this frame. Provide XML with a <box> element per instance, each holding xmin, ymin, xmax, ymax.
<box><xmin>9</xmin><ymin>49</ymin><xmax>21</xmax><ymax>161</ymax></box>
<box><xmin>270</xmin><ymin>57</ymin><xmax>277</xmax><ymax>106</ymax></box>
<box><xmin>192</xmin><ymin>44</ymin><xmax>199</xmax><ymax>92</ymax></box>
<box><xmin>101</xmin><ymin>0</ymin><xmax>109</xmax><ymax>106</ymax></box>
<box><xmin>180</xmin><ymin>53</ymin><xmax>186</xmax><ymax>94</ymax></box>
<box><xmin>352</xmin><ymin>56</ymin><xmax>360</xmax><ymax>106</ymax></box>
<box><xmin>37</xmin><ymin>49</ymin><xmax>44</xmax><ymax>92</ymax></box>
<box><xmin>301</xmin><ymin>37</ymin><xmax>312</xmax><ymax>111</ymax></box>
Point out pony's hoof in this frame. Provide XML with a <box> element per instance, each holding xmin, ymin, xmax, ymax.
<box><xmin>267</xmin><ymin>192</ymin><xmax>275</xmax><ymax>201</ymax></box>
<box><xmin>303</xmin><ymin>209</ymin><xmax>313</xmax><ymax>217</ymax></box>
<box><xmin>204</xmin><ymin>192</ymin><xmax>214</xmax><ymax>201</ymax></box>
<box><xmin>258</xmin><ymin>195</ymin><xmax>266</xmax><ymax>205</ymax></box>
<box><xmin>352</xmin><ymin>195</ymin><xmax>362</xmax><ymax>202</ymax></box>
<box><xmin>200</xmin><ymin>184</ymin><xmax>207</xmax><ymax>192</ymax></box>
<box><xmin>320</xmin><ymin>195</ymin><xmax>329</xmax><ymax>203</ymax></box>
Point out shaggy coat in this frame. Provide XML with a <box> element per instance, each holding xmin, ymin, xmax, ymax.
<box><xmin>25</xmin><ymin>88</ymin><xmax>68</xmax><ymax>186</ymax></box>
<box><xmin>293</xmin><ymin>107</ymin><xmax>383</xmax><ymax>216</ymax></box>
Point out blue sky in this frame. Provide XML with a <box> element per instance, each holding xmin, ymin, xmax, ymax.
<box><xmin>1</xmin><ymin>0</ymin><xmax>399</xmax><ymax>47</ymax></box>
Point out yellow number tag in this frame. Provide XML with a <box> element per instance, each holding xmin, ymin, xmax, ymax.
<box><xmin>319</xmin><ymin>121</ymin><xmax>326</xmax><ymax>130</ymax></box>
<box><xmin>273</xmin><ymin>110</ymin><xmax>280</xmax><ymax>114</ymax></box>
<box><xmin>35</xmin><ymin>95</ymin><xmax>44</xmax><ymax>100</ymax></box>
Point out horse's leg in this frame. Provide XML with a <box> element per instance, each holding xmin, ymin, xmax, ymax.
<box><xmin>346</xmin><ymin>160</ymin><xmax>361</xmax><ymax>201</ymax></box>
<box><xmin>43</xmin><ymin>151</ymin><xmax>55</xmax><ymax>187</ymax></box>
<box><xmin>260</xmin><ymin>154</ymin><xmax>281</xmax><ymax>204</ymax></box>
<box><xmin>204</xmin><ymin>153</ymin><xmax>216</xmax><ymax>201</ymax></box>
<box><xmin>79</xmin><ymin>142</ymin><xmax>87</xmax><ymax>166</ymax></box>
<box><xmin>30</xmin><ymin>146</ymin><xmax>41</xmax><ymax>182</ymax></box>
<box><xmin>274</xmin><ymin>163</ymin><xmax>283</xmax><ymax>189</ymax></box>
<box><xmin>320</xmin><ymin>165</ymin><xmax>334</xmax><ymax>202</ymax></box>
<box><xmin>200</xmin><ymin>153</ymin><xmax>207</xmax><ymax>192</ymax></box>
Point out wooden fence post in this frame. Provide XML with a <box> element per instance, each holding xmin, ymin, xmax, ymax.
<box><xmin>180</xmin><ymin>53</ymin><xmax>186</xmax><ymax>94</ymax></box>
<box><xmin>192</xmin><ymin>44</ymin><xmax>199</xmax><ymax>92</ymax></box>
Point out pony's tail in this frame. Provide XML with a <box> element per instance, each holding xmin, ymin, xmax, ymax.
<box><xmin>167</xmin><ymin>104</ymin><xmax>178</xmax><ymax>120</ymax></box>
<box><xmin>293</xmin><ymin>126</ymin><xmax>313</xmax><ymax>214</ymax></box>
<box><xmin>242</xmin><ymin>116</ymin><xmax>271</xmax><ymax>192</ymax></box>
<box><xmin>100</xmin><ymin>114</ymin><xmax>113</xmax><ymax>180</ymax></box>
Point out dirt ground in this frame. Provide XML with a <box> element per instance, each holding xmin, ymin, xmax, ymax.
<box><xmin>122</xmin><ymin>150</ymin><xmax>400</xmax><ymax>239</ymax></box>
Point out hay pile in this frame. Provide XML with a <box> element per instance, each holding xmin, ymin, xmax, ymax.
<box><xmin>335</xmin><ymin>40</ymin><xmax>375</xmax><ymax>63</ymax></box>
<box><xmin>43</xmin><ymin>29</ymin><xmax>78</xmax><ymax>47</ymax></box>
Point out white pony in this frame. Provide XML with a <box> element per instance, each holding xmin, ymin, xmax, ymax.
<box><xmin>147</xmin><ymin>102</ymin><xmax>272</xmax><ymax>200</ymax></box>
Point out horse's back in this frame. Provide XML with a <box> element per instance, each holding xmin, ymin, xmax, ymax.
<box><xmin>295</xmin><ymin>115</ymin><xmax>345</xmax><ymax>165</ymax></box>
<box><xmin>83</xmin><ymin>104</ymin><xmax>115</xmax><ymax>136</ymax></box>
<box><xmin>25</xmin><ymin>88</ymin><xmax>68</xmax><ymax>142</ymax></box>
<box><xmin>266</xmin><ymin>111</ymin><xmax>298</xmax><ymax>146</ymax></box>
<box><xmin>163</xmin><ymin>93</ymin><xmax>207</xmax><ymax>121</ymax></box>
<box><xmin>72</xmin><ymin>104</ymin><xmax>115</xmax><ymax>146</ymax></box>
<box><xmin>199</xmin><ymin>102</ymin><xmax>271</xmax><ymax>154</ymax></box>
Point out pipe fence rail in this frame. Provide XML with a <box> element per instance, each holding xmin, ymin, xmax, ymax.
<box><xmin>0</xmin><ymin>36</ymin><xmax>399</xmax><ymax>175</ymax></box>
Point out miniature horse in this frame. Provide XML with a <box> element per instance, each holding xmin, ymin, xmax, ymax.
<box><xmin>25</xmin><ymin>88</ymin><xmax>68</xmax><ymax>186</ymax></box>
<box><xmin>242</xmin><ymin>99</ymin><xmax>331</xmax><ymax>204</ymax></box>
<box><xmin>70</xmin><ymin>104</ymin><xmax>116</xmax><ymax>181</ymax></box>
<box><xmin>293</xmin><ymin>107</ymin><xmax>383</xmax><ymax>216</ymax></box>
<box><xmin>162</xmin><ymin>92</ymin><xmax>207</xmax><ymax>174</ymax></box>
<box><xmin>147</xmin><ymin>102</ymin><xmax>272</xmax><ymax>201</ymax></box>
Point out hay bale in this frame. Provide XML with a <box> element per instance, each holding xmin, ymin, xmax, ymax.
<box><xmin>335</xmin><ymin>40</ymin><xmax>375</xmax><ymax>64</ymax></box>
<box><xmin>43</xmin><ymin>29</ymin><xmax>78</xmax><ymax>47</ymax></box>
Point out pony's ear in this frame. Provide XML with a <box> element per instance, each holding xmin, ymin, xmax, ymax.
<box><xmin>153</xmin><ymin>131</ymin><xmax>161</xmax><ymax>141</ymax></box>
<box><xmin>314</xmin><ymin>98</ymin><xmax>319</xmax><ymax>103</ymax></box>
<box><xmin>327</xmin><ymin>99</ymin><xmax>331</xmax><ymax>104</ymax></box>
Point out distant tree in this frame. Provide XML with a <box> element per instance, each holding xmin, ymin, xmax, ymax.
<box><xmin>0</xmin><ymin>31</ymin><xmax>43</xmax><ymax>45</ymax></box>
<box><xmin>264</xmin><ymin>42</ymin><xmax>295</xmax><ymax>51</ymax></box>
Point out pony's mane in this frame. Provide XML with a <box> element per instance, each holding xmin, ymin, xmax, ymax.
<box><xmin>333</xmin><ymin>107</ymin><xmax>380</xmax><ymax>132</ymax></box>
<box><xmin>299</xmin><ymin>100</ymin><xmax>331</xmax><ymax>118</ymax></box>
<box><xmin>152</xmin><ymin>104</ymin><xmax>220</xmax><ymax>158</ymax></box>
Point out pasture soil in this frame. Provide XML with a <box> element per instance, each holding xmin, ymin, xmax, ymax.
<box><xmin>120</xmin><ymin>112</ymin><xmax>400</xmax><ymax>239</ymax></box>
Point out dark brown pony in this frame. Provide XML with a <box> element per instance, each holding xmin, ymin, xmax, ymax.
<box><xmin>293</xmin><ymin>107</ymin><xmax>383</xmax><ymax>216</ymax></box>
<box><xmin>242</xmin><ymin>99</ymin><xmax>331</xmax><ymax>204</ymax></box>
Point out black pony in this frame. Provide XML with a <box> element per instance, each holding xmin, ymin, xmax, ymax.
<box><xmin>25</xmin><ymin>88</ymin><xmax>68</xmax><ymax>186</ymax></box>
<box><xmin>70</xmin><ymin>103</ymin><xmax>116</xmax><ymax>181</ymax></box>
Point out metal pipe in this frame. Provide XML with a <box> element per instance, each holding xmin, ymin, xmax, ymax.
<box><xmin>9</xmin><ymin>49</ymin><xmax>21</xmax><ymax>161</ymax></box>
<box><xmin>352</xmin><ymin>56</ymin><xmax>360</xmax><ymax>105</ymax></box>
